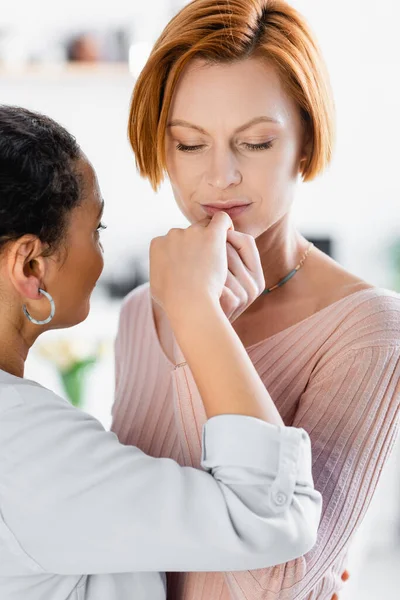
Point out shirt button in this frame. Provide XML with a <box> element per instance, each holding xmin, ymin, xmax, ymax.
<box><xmin>274</xmin><ymin>492</ymin><xmax>287</xmax><ymax>506</ymax></box>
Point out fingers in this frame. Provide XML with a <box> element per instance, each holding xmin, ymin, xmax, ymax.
<box><xmin>221</xmin><ymin>242</ymin><xmax>264</xmax><ymax>323</ymax></box>
<box><xmin>203</xmin><ymin>211</ymin><xmax>234</xmax><ymax>232</ymax></box>
<box><xmin>223</xmin><ymin>272</ymin><xmax>248</xmax><ymax>323</ymax></box>
<box><xmin>183</xmin><ymin>212</ymin><xmax>235</xmax><ymax>235</ymax></box>
<box><xmin>226</xmin><ymin>230</ymin><xmax>260</xmax><ymax>273</ymax></box>
<box><xmin>219</xmin><ymin>285</ymin><xmax>240</xmax><ymax>321</ymax></box>
<box><xmin>192</xmin><ymin>217</ymin><xmax>212</xmax><ymax>229</ymax></box>
<box><xmin>226</xmin><ymin>231</ymin><xmax>265</xmax><ymax>295</ymax></box>
<box><xmin>226</xmin><ymin>242</ymin><xmax>258</xmax><ymax>297</ymax></box>
<box><xmin>225</xmin><ymin>269</ymin><xmax>248</xmax><ymax>305</ymax></box>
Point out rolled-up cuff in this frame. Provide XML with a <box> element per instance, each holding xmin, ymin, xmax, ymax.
<box><xmin>201</xmin><ymin>414</ymin><xmax>314</xmax><ymax>513</ymax></box>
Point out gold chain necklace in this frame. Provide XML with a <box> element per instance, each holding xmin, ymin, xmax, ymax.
<box><xmin>262</xmin><ymin>242</ymin><xmax>314</xmax><ymax>295</ymax></box>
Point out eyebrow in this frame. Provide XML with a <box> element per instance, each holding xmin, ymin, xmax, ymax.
<box><xmin>167</xmin><ymin>116</ymin><xmax>282</xmax><ymax>135</ymax></box>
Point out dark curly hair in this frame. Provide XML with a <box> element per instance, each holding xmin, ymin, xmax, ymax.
<box><xmin>0</xmin><ymin>105</ymin><xmax>83</xmax><ymax>255</ymax></box>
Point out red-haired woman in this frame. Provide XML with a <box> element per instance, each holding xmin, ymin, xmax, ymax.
<box><xmin>112</xmin><ymin>1</ymin><xmax>400</xmax><ymax>599</ymax></box>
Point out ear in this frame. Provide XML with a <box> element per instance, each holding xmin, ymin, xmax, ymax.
<box><xmin>299</xmin><ymin>125</ymin><xmax>312</xmax><ymax>172</ymax></box>
<box><xmin>299</xmin><ymin>155</ymin><xmax>306</xmax><ymax>167</ymax></box>
<box><xmin>6</xmin><ymin>235</ymin><xmax>51</xmax><ymax>301</ymax></box>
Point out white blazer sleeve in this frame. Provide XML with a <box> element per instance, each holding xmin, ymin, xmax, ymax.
<box><xmin>0</xmin><ymin>383</ymin><xmax>322</xmax><ymax>576</ymax></box>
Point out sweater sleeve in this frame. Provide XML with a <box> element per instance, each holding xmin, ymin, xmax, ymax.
<box><xmin>219</xmin><ymin>342</ymin><xmax>400</xmax><ymax>599</ymax></box>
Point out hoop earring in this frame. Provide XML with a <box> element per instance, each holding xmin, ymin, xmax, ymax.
<box><xmin>23</xmin><ymin>288</ymin><xmax>56</xmax><ymax>325</ymax></box>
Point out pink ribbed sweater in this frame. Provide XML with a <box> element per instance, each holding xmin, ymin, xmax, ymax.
<box><xmin>111</xmin><ymin>285</ymin><xmax>400</xmax><ymax>600</ymax></box>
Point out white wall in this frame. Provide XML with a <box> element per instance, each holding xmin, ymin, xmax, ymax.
<box><xmin>0</xmin><ymin>0</ymin><xmax>176</xmax><ymax>37</ymax></box>
<box><xmin>1</xmin><ymin>0</ymin><xmax>399</xmax><ymax>287</ymax></box>
<box><xmin>292</xmin><ymin>0</ymin><xmax>400</xmax><ymax>286</ymax></box>
<box><xmin>0</xmin><ymin>68</ymin><xmax>188</xmax><ymax>274</ymax></box>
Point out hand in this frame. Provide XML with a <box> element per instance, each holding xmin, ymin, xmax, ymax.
<box><xmin>150</xmin><ymin>212</ymin><xmax>234</xmax><ymax>319</ymax></box>
<box><xmin>331</xmin><ymin>570</ymin><xmax>350</xmax><ymax>600</ymax></box>
<box><xmin>220</xmin><ymin>230</ymin><xmax>265</xmax><ymax>323</ymax></box>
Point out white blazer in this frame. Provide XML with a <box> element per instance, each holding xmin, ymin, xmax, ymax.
<box><xmin>0</xmin><ymin>369</ymin><xmax>321</xmax><ymax>599</ymax></box>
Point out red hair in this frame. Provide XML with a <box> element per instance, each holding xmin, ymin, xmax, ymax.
<box><xmin>129</xmin><ymin>0</ymin><xmax>335</xmax><ymax>191</ymax></box>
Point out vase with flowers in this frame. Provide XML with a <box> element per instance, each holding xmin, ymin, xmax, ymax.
<box><xmin>37</xmin><ymin>338</ymin><xmax>106</xmax><ymax>408</ymax></box>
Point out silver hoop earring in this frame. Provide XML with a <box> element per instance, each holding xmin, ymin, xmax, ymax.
<box><xmin>23</xmin><ymin>288</ymin><xmax>56</xmax><ymax>325</ymax></box>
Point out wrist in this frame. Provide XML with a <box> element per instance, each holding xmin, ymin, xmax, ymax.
<box><xmin>166</xmin><ymin>292</ymin><xmax>225</xmax><ymax>330</ymax></box>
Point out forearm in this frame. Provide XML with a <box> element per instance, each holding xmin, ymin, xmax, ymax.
<box><xmin>168</xmin><ymin>297</ymin><xmax>284</xmax><ymax>426</ymax></box>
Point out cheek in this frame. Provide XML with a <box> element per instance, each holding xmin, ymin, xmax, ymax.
<box><xmin>275</xmin><ymin>138</ymin><xmax>303</xmax><ymax>180</ymax></box>
<box><xmin>75</xmin><ymin>242</ymin><xmax>104</xmax><ymax>292</ymax></box>
<box><xmin>165</xmin><ymin>142</ymin><xmax>184</xmax><ymax>183</ymax></box>
<box><xmin>91</xmin><ymin>243</ymin><xmax>104</xmax><ymax>282</ymax></box>
<box><xmin>168</xmin><ymin>155</ymin><xmax>196</xmax><ymax>190</ymax></box>
<box><xmin>166</xmin><ymin>157</ymin><xmax>199</xmax><ymax>217</ymax></box>
<box><xmin>166</xmin><ymin>142</ymin><xmax>204</xmax><ymax>189</ymax></box>
<box><xmin>254</xmin><ymin>143</ymin><xmax>299</xmax><ymax>192</ymax></box>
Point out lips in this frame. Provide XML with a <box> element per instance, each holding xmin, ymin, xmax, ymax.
<box><xmin>202</xmin><ymin>202</ymin><xmax>251</xmax><ymax>218</ymax></box>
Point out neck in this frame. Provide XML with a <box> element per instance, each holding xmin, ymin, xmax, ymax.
<box><xmin>0</xmin><ymin>342</ymin><xmax>27</xmax><ymax>378</ymax></box>
<box><xmin>255</xmin><ymin>215</ymin><xmax>308</xmax><ymax>291</ymax></box>
<box><xmin>0</xmin><ymin>316</ymin><xmax>36</xmax><ymax>379</ymax></box>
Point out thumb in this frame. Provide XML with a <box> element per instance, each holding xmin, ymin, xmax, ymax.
<box><xmin>206</xmin><ymin>211</ymin><xmax>234</xmax><ymax>233</ymax></box>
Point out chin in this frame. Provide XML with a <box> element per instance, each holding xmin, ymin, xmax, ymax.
<box><xmin>231</xmin><ymin>220</ymin><xmax>257</xmax><ymax>236</ymax></box>
<box><xmin>59</xmin><ymin>302</ymin><xmax>91</xmax><ymax>330</ymax></box>
<box><xmin>77</xmin><ymin>300</ymin><xmax>91</xmax><ymax>324</ymax></box>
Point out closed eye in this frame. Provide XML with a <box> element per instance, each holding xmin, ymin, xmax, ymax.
<box><xmin>176</xmin><ymin>143</ymin><xmax>204</xmax><ymax>152</ymax></box>
<box><xmin>176</xmin><ymin>141</ymin><xmax>274</xmax><ymax>153</ymax></box>
<box><xmin>242</xmin><ymin>141</ymin><xmax>274</xmax><ymax>151</ymax></box>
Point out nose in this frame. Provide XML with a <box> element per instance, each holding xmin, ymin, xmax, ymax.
<box><xmin>206</xmin><ymin>147</ymin><xmax>242</xmax><ymax>190</ymax></box>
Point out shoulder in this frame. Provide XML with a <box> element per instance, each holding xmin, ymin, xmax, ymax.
<box><xmin>116</xmin><ymin>282</ymin><xmax>152</xmax><ymax>338</ymax></box>
<box><xmin>308</xmin><ymin>250</ymin><xmax>400</xmax><ymax>338</ymax></box>
<box><xmin>0</xmin><ymin>373</ymin><xmax>54</xmax><ymax>416</ymax></box>
<box><xmin>120</xmin><ymin>282</ymin><xmax>151</xmax><ymax>319</ymax></box>
<box><xmin>311</xmin><ymin>288</ymin><xmax>400</xmax><ymax>379</ymax></box>
<box><xmin>114</xmin><ymin>282</ymin><xmax>164</xmax><ymax>364</ymax></box>
<box><xmin>0</xmin><ymin>376</ymin><xmax>103</xmax><ymax>449</ymax></box>
<box><xmin>335</xmin><ymin>288</ymin><xmax>400</xmax><ymax>346</ymax></box>
<box><xmin>0</xmin><ymin>375</ymin><xmax>80</xmax><ymax>417</ymax></box>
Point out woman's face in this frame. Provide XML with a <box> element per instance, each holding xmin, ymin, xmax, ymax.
<box><xmin>165</xmin><ymin>57</ymin><xmax>306</xmax><ymax>238</ymax></box>
<box><xmin>46</xmin><ymin>159</ymin><xmax>105</xmax><ymax>328</ymax></box>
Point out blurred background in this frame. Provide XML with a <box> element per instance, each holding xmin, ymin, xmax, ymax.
<box><xmin>1</xmin><ymin>1</ymin><xmax>399</xmax><ymax>597</ymax></box>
